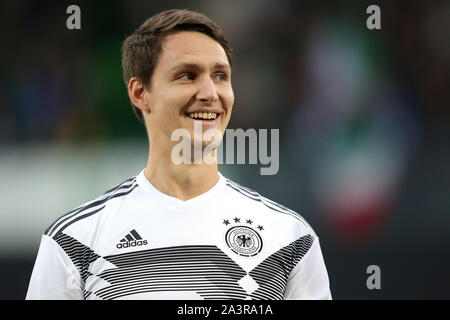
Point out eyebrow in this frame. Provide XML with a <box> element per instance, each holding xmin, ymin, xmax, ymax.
<box><xmin>169</xmin><ymin>62</ymin><xmax>231</xmax><ymax>74</ymax></box>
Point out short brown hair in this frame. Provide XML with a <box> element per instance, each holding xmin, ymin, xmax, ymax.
<box><xmin>121</xmin><ymin>9</ymin><xmax>233</xmax><ymax>122</ymax></box>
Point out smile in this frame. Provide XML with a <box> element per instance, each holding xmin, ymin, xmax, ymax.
<box><xmin>185</xmin><ymin>112</ymin><xmax>220</xmax><ymax>120</ymax></box>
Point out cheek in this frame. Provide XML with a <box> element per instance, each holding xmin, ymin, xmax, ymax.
<box><xmin>167</xmin><ymin>87</ymin><xmax>198</xmax><ymax>114</ymax></box>
<box><xmin>222</xmin><ymin>87</ymin><xmax>234</xmax><ymax>112</ymax></box>
<box><xmin>153</xmin><ymin>90</ymin><xmax>188</xmax><ymax>115</ymax></box>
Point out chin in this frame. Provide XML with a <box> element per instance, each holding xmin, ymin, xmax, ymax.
<box><xmin>190</xmin><ymin>138</ymin><xmax>219</xmax><ymax>150</ymax></box>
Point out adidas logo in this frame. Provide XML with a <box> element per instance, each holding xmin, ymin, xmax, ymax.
<box><xmin>116</xmin><ymin>229</ymin><xmax>148</xmax><ymax>249</ymax></box>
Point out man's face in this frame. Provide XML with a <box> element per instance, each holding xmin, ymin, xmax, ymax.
<box><xmin>144</xmin><ymin>31</ymin><xmax>234</xmax><ymax>151</ymax></box>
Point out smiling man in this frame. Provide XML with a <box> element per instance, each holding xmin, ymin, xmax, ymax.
<box><xmin>26</xmin><ymin>9</ymin><xmax>332</xmax><ymax>300</ymax></box>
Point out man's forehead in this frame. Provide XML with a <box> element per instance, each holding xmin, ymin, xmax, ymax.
<box><xmin>159</xmin><ymin>31</ymin><xmax>229</xmax><ymax>67</ymax></box>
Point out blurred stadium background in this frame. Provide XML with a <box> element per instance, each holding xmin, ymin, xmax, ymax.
<box><xmin>0</xmin><ymin>0</ymin><xmax>449</xmax><ymax>299</ymax></box>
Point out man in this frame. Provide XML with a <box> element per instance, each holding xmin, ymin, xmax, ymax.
<box><xmin>26</xmin><ymin>9</ymin><xmax>331</xmax><ymax>300</ymax></box>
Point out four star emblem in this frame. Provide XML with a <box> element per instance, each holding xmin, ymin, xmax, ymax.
<box><xmin>222</xmin><ymin>217</ymin><xmax>263</xmax><ymax>231</ymax></box>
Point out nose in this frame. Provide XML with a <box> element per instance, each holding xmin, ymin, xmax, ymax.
<box><xmin>196</xmin><ymin>75</ymin><xmax>219</xmax><ymax>104</ymax></box>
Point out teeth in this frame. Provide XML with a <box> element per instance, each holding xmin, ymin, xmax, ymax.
<box><xmin>188</xmin><ymin>112</ymin><xmax>218</xmax><ymax>120</ymax></box>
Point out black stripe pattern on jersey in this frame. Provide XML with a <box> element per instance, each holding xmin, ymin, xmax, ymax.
<box><xmin>54</xmin><ymin>233</ymin><xmax>101</xmax><ymax>284</ymax></box>
<box><xmin>225</xmin><ymin>179</ymin><xmax>312</xmax><ymax>230</ymax></box>
<box><xmin>102</xmin><ymin>177</ymin><xmax>135</xmax><ymax>195</ymax></box>
<box><xmin>249</xmin><ymin>234</ymin><xmax>314</xmax><ymax>299</ymax></box>
<box><xmin>86</xmin><ymin>237</ymin><xmax>313</xmax><ymax>300</ymax></box>
<box><xmin>94</xmin><ymin>245</ymin><xmax>249</xmax><ymax>300</ymax></box>
<box><xmin>84</xmin><ymin>291</ymin><xmax>92</xmax><ymax>299</ymax></box>
<box><xmin>45</xmin><ymin>178</ymin><xmax>138</xmax><ymax>238</ymax></box>
<box><xmin>53</xmin><ymin>235</ymin><xmax>314</xmax><ymax>300</ymax></box>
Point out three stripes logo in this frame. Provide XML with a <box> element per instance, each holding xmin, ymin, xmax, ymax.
<box><xmin>116</xmin><ymin>229</ymin><xmax>148</xmax><ymax>249</ymax></box>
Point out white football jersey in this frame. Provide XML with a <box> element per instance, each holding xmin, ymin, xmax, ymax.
<box><xmin>26</xmin><ymin>170</ymin><xmax>332</xmax><ymax>300</ymax></box>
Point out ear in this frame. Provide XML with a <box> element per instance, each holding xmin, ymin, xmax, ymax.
<box><xmin>128</xmin><ymin>77</ymin><xmax>151</xmax><ymax>113</ymax></box>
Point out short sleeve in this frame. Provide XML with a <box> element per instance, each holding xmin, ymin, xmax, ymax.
<box><xmin>26</xmin><ymin>235</ymin><xmax>84</xmax><ymax>300</ymax></box>
<box><xmin>283</xmin><ymin>237</ymin><xmax>332</xmax><ymax>300</ymax></box>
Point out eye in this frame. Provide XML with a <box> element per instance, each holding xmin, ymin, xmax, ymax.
<box><xmin>177</xmin><ymin>73</ymin><xmax>195</xmax><ymax>81</ymax></box>
<box><xmin>214</xmin><ymin>73</ymin><xmax>227</xmax><ymax>81</ymax></box>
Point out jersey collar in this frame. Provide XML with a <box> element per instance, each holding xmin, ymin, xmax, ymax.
<box><xmin>136</xmin><ymin>169</ymin><xmax>226</xmax><ymax>208</ymax></box>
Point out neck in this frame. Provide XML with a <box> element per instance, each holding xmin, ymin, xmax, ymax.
<box><xmin>144</xmin><ymin>144</ymin><xmax>220</xmax><ymax>201</ymax></box>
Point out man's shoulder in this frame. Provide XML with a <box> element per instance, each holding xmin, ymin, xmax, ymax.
<box><xmin>222</xmin><ymin>177</ymin><xmax>316</xmax><ymax>236</ymax></box>
<box><xmin>223</xmin><ymin>176</ymin><xmax>296</xmax><ymax>214</ymax></box>
<box><xmin>43</xmin><ymin>175</ymin><xmax>139</xmax><ymax>240</ymax></box>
